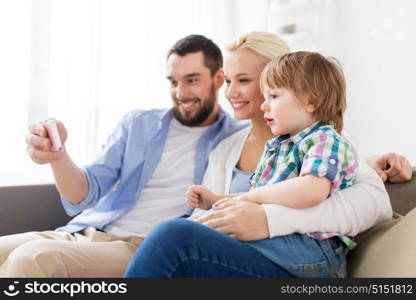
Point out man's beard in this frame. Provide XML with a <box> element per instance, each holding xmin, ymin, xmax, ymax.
<box><xmin>173</xmin><ymin>84</ymin><xmax>216</xmax><ymax>127</ymax></box>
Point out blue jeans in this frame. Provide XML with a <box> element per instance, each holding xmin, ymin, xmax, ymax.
<box><xmin>246</xmin><ymin>233</ymin><xmax>347</xmax><ymax>278</ymax></box>
<box><xmin>124</xmin><ymin>218</ymin><xmax>294</xmax><ymax>278</ymax></box>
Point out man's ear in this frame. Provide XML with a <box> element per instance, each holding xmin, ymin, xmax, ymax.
<box><xmin>214</xmin><ymin>68</ymin><xmax>224</xmax><ymax>89</ymax></box>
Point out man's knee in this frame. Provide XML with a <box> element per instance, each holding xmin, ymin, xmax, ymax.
<box><xmin>2</xmin><ymin>240</ymin><xmax>63</xmax><ymax>277</ymax></box>
<box><xmin>0</xmin><ymin>232</ymin><xmax>39</xmax><ymax>265</ymax></box>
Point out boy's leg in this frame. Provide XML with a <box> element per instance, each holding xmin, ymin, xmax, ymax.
<box><xmin>246</xmin><ymin>233</ymin><xmax>347</xmax><ymax>278</ymax></box>
<box><xmin>0</xmin><ymin>227</ymin><xmax>143</xmax><ymax>277</ymax></box>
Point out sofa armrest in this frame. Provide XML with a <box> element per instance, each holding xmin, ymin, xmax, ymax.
<box><xmin>0</xmin><ymin>184</ymin><xmax>72</xmax><ymax>236</ymax></box>
<box><xmin>347</xmin><ymin>167</ymin><xmax>416</xmax><ymax>277</ymax></box>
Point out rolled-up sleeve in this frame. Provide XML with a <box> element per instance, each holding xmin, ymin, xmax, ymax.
<box><xmin>60</xmin><ymin>113</ymin><xmax>130</xmax><ymax>216</ymax></box>
<box><xmin>299</xmin><ymin>132</ymin><xmax>358</xmax><ymax>191</ymax></box>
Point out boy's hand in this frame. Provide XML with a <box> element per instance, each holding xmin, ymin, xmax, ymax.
<box><xmin>185</xmin><ymin>185</ymin><xmax>218</xmax><ymax>210</ymax></box>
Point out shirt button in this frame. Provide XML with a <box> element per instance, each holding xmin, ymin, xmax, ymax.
<box><xmin>329</xmin><ymin>159</ymin><xmax>336</xmax><ymax>165</ymax></box>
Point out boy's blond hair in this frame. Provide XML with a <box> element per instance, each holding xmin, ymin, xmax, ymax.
<box><xmin>260</xmin><ymin>51</ymin><xmax>347</xmax><ymax>133</ymax></box>
<box><xmin>226</xmin><ymin>31</ymin><xmax>291</xmax><ymax>62</ymax></box>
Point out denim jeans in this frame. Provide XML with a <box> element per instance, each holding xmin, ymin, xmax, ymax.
<box><xmin>124</xmin><ymin>218</ymin><xmax>294</xmax><ymax>278</ymax></box>
<box><xmin>246</xmin><ymin>233</ymin><xmax>348</xmax><ymax>278</ymax></box>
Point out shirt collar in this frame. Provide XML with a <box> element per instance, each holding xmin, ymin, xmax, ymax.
<box><xmin>267</xmin><ymin>120</ymin><xmax>323</xmax><ymax>150</ymax></box>
<box><xmin>216</xmin><ymin>107</ymin><xmax>229</xmax><ymax>125</ymax></box>
<box><xmin>155</xmin><ymin>108</ymin><xmax>174</xmax><ymax>132</ymax></box>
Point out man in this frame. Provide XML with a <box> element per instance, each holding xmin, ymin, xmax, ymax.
<box><xmin>0</xmin><ymin>35</ymin><xmax>246</xmax><ymax>277</ymax></box>
<box><xmin>0</xmin><ymin>35</ymin><xmax>411</xmax><ymax>277</ymax></box>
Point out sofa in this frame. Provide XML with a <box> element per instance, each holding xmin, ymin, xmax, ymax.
<box><xmin>0</xmin><ymin>169</ymin><xmax>415</xmax><ymax>277</ymax></box>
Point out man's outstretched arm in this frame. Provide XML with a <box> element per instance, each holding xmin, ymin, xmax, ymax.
<box><xmin>26</xmin><ymin>120</ymin><xmax>88</xmax><ymax>205</ymax></box>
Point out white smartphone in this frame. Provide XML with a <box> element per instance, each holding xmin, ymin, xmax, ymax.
<box><xmin>43</xmin><ymin>119</ymin><xmax>63</xmax><ymax>152</ymax></box>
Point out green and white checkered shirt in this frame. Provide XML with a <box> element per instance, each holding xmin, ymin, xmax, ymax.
<box><xmin>250</xmin><ymin>121</ymin><xmax>358</xmax><ymax>249</ymax></box>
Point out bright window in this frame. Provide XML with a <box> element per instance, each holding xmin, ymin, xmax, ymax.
<box><xmin>0</xmin><ymin>0</ymin><xmax>254</xmax><ymax>186</ymax></box>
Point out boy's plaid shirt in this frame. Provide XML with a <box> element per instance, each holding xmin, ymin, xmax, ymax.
<box><xmin>250</xmin><ymin>121</ymin><xmax>358</xmax><ymax>249</ymax></box>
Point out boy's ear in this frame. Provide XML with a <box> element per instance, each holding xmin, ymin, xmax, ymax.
<box><xmin>305</xmin><ymin>102</ymin><xmax>317</xmax><ymax>113</ymax></box>
<box><xmin>304</xmin><ymin>93</ymin><xmax>318</xmax><ymax>113</ymax></box>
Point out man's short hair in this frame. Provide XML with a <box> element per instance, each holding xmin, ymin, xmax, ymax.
<box><xmin>167</xmin><ymin>34</ymin><xmax>223</xmax><ymax>76</ymax></box>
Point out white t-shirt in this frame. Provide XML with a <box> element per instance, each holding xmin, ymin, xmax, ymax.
<box><xmin>105</xmin><ymin>118</ymin><xmax>208</xmax><ymax>237</ymax></box>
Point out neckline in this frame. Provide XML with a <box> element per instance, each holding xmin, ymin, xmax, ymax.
<box><xmin>233</xmin><ymin>166</ymin><xmax>254</xmax><ymax>175</ymax></box>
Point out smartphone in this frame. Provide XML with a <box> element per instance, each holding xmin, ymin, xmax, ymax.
<box><xmin>43</xmin><ymin>119</ymin><xmax>63</xmax><ymax>152</ymax></box>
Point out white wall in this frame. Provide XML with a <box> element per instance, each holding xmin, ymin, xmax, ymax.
<box><xmin>316</xmin><ymin>0</ymin><xmax>416</xmax><ymax>164</ymax></box>
<box><xmin>216</xmin><ymin>0</ymin><xmax>270</xmax><ymax>111</ymax></box>
<box><xmin>262</xmin><ymin>0</ymin><xmax>415</xmax><ymax>164</ymax></box>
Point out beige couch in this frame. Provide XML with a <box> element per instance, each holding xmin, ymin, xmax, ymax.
<box><xmin>0</xmin><ymin>170</ymin><xmax>415</xmax><ymax>277</ymax></box>
<box><xmin>347</xmin><ymin>168</ymin><xmax>416</xmax><ymax>277</ymax></box>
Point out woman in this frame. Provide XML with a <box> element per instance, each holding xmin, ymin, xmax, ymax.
<box><xmin>124</xmin><ymin>32</ymin><xmax>411</xmax><ymax>277</ymax></box>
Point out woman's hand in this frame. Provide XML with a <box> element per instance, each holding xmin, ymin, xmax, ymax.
<box><xmin>195</xmin><ymin>198</ymin><xmax>269</xmax><ymax>241</ymax></box>
<box><xmin>212</xmin><ymin>193</ymin><xmax>250</xmax><ymax>209</ymax></box>
<box><xmin>366</xmin><ymin>153</ymin><xmax>412</xmax><ymax>183</ymax></box>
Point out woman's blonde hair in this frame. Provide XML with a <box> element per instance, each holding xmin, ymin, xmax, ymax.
<box><xmin>260</xmin><ymin>51</ymin><xmax>347</xmax><ymax>133</ymax></box>
<box><xmin>226</xmin><ymin>31</ymin><xmax>291</xmax><ymax>62</ymax></box>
